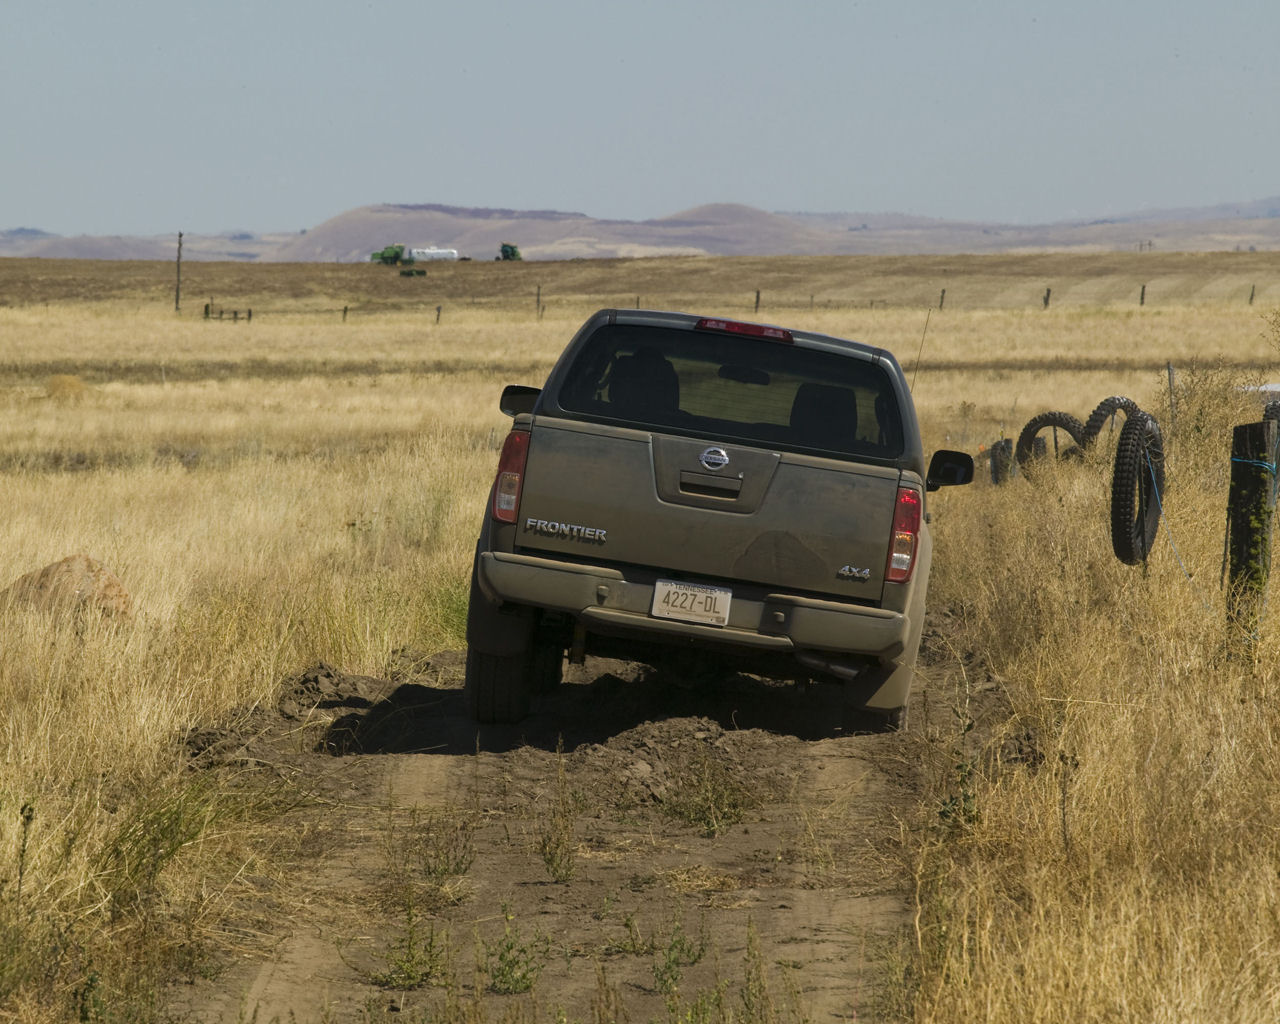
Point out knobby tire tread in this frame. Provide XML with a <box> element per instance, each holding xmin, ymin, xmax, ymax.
<box><xmin>1082</xmin><ymin>396</ymin><xmax>1142</xmax><ymax>447</ymax></box>
<box><xmin>1110</xmin><ymin>410</ymin><xmax>1165</xmax><ymax>565</ymax></box>
<box><xmin>989</xmin><ymin>438</ymin><xmax>1014</xmax><ymax>485</ymax></box>
<box><xmin>1015</xmin><ymin>411</ymin><xmax>1086</xmax><ymax>468</ymax></box>
<box><xmin>465</xmin><ymin>647</ymin><xmax>532</xmax><ymax>723</ymax></box>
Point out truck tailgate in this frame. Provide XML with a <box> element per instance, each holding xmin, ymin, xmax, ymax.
<box><xmin>513</xmin><ymin>419</ymin><xmax>900</xmax><ymax>603</ymax></box>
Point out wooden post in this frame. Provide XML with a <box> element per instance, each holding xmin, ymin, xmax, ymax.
<box><xmin>536</xmin><ymin>285</ymin><xmax>541</xmax><ymax>313</ymax></box>
<box><xmin>174</xmin><ymin>232</ymin><xmax>183</xmax><ymax>312</ymax></box>
<box><xmin>1140</xmin><ymin>284</ymin><xmax>1146</xmax><ymax>307</ymax></box>
<box><xmin>1226</xmin><ymin>419</ymin><xmax>1278</xmax><ymax>647</ymax></box>
<box><xmin>435</xmin><ymin>305</ymin><xmax>442</xmax><ymax>324</ymax></box>
<box><xmin>635</xmin><ymin>296</ymin><xmax>640</xmax><ymax>309</ymax></box>
<box><xmin>1166</xmin><ymin>362</ymin><xmax>1177</xmax><ymax>438</ymax></box>
<box><xmin>342</xmin><ymin>306</ymin><xmax>348</xmax><ymax>322</ymax></box>
<box><xmin>939</xmin><ymin>288</ymin><xmax>946</xmax><ymax>310</ymax></box>
<box><xmin>203</xmin><ymin>303</ymin><xmax>210</xmax><ymax>320</ymax></box>
<box><xmin>754</xmin><ymin>289</ymin><xmax>761</xmax><ymax>314</ymax></box>
<box><xmin>1042</xmin><ymin>287</ymin><xmax>1051</xmax><ymax>310</ymax></box>
<box><xmin>1249</xmin><ymin>284</ymin><xmax>1256</xmax><ymax>305</ymax></box>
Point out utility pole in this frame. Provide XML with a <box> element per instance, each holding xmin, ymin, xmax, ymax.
<box><xmin>174</xmin><ymin>232</ymin><xmax>183</xmax><ymax>312</ymax></box>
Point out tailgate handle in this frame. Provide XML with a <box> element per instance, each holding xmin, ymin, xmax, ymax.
<box><xmin>679</xmin><ymin>471</ymin><xmax>742</xmax><ymax>498</ymax></box>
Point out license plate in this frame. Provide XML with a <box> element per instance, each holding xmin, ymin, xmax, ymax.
<box><xmin>651</xmin><ymin>580</ymin><xmax>732</xmax><ymax>627</ymax></box>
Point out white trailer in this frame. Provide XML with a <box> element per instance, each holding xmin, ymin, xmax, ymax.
<box><xmin>409</xmin><ymin>247</ymin><xmax>460</xmax><ymax>261</ymax></box>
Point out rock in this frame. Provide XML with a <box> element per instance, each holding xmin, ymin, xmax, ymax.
<box><xmin>1</xmin><ymin>554</ymin><xmax>133</xmax><ymax>619</ymax></box>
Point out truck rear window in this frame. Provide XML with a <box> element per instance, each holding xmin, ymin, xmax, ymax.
<box><xmin>555</xmin><ymin>324</ymin><xmax>905</xmax><ymax>459</ymax></box>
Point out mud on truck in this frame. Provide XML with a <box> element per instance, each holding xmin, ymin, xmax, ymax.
<box><xmin>466</xmin><ymin>309</ymin><xmax>973</xmax><ymax>730</ymax></box>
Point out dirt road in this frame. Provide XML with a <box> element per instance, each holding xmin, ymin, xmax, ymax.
<box><xmin>168</xmin><ymin>642</ymin><xmax>981</xmax><ymax>1023</ymax></box>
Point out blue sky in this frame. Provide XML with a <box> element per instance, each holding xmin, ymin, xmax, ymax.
<box><xmin>5</xmin><ymin>0</ymin><xmax>1277</xmax><ymax>236</ymax></box>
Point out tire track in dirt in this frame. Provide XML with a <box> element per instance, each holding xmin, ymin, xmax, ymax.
<box><xmin>171</xmin><ymin>653</ymin><xmax>932</xmax><ymax>1022</ymax></box>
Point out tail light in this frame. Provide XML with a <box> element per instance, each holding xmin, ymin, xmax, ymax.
<box><xmin>491</xmin><ymin>429</ymin><xmax>530</xmax><ymax>523</ymax></box>
<box><xmin>885</xmin><ymin>486</ymin><xmax>922</xmax><ymax>583</ymax></box>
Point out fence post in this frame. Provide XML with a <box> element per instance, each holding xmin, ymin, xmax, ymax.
<box><xmin>1226</xmin><ymin>419</ymin><xmax>1278</xmax><ymax>649</ymax></box>
<box><xmin>1140</xmin><ymin>284</ymin><xmax>1146</xmax><ymax>307</ymax></box>
<box><xmin>939</xmin><ymin>288</ymin><xmax>946</xmax><ymax>310</ymax></box>
<box><xmin>754</xmin><ymin>289</ymin><xmax>761</xmax><ymax>314</ymax></box>
<box><xmin>436</xmin><ymin>305</ymin><xmax>442</xmax><ymax>324</ymax></box>
<box><xmin>1042</xmin><ymin>287</ymin><xmax>1051</xmax><ymax>310</ymax></box>
<box><xmin>342</xmin><ymin>306</ymin><xmax>348</xmax><ymax>322</ymax></box>
<box><xmin>174</xmin><ymin>231</ymin><xmax>182</xmax><ymax>313</ymax></box>
<box><xmin>1249</xmin><ymin>284</ymin><xmax>1256</xmax><ymax>305</ymax></box>
<box><xmin>1166</xmin><ymin>362</ymin><xmax>1177</xmax><ymax>439</ymax></box>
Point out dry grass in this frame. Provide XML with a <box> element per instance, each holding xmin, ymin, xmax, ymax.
<box><xmin>916</xmin><ymin>359</ymin><xmax>1280</xmax><ymax>1022</ymax></box>
<box><xmin>0</xmin><ymin>255</ymin><xmax>1278</xmax><ymax>1020</ymax></box>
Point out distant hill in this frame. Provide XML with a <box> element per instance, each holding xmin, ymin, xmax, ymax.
<box><xmin>6</xmin><ymin>199</ymin><xmax>1280</xmax><ymax>262</ymax></box>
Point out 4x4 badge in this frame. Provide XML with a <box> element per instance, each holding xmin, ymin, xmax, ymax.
<box><xmin>699</xmin><ymin>447</ymin><xmax>730</xmax><ymax>471</ymax></box>
<box><xmin>837</xmin><ymin>565</ymin><xmax>872</xmax><ymax>581</ymax></box>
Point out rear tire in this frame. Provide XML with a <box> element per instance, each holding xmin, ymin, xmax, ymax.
<box><xmin>528</xmin><ymin>631</ymin><xmax>565</xmax><ymax>695</ymax></box>
<box><xmin>842</xmin><ymin>704</ymin><xmax>908</xmax><ymax>734</ymax></box>
<box><xmin>464</xmin><ymin>561</ymin><xmax>535</xmax><ymax>723</ymax></box>
<box><xmin>465</xmin><ymin>647</ymin><xmax>532</xmax><ymax>723</ymax></box>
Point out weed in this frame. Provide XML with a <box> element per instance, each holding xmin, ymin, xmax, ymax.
<box><xmin>652</xmin><ymin>918</ymin><xmax>708</xmax><ymax>1004</ymax></box>
<box><xmin>481</xmin><ymin>904</ymin><xmax>548</xmax><ymax>995</ymax></box>
<box><xmin>605</xmin><ymin>911</ymin><xmax>657</xmax><ymax>956</ymax></box>
<box><xmin>664</xmin><ymin>748</ymin><xmax>752</xmax><ymax>838</ymax></box>
<box><xmin>591</xmin><ymin>963</ymin><xmax>629</xmax><ymax>1024</ymax></box>
<box><xmin>414</xmin><ymin>804</ymin><xmax>478</xmax><ymax>881</ymax></box>
<box><xmin>536</xmin><ymin>739</ymin><xmax>577</xmax><ymax>883</ymax></box>
<box><xmin>369</xmin><ymin>898</ymin><xmax>454</xmax><ymax>990</ymax></box>
<box><xmin>591</xmin><ymin>891</ymin><xmax>618</xmax><ymax>922</ymax></box>
<box><xmin>15</xmin><ymin>801</ymin><xmax>33</xmax><ymax>908</ymax></box>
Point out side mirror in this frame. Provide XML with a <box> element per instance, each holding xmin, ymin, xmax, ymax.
<box><xmin>500</xmin><ymin>385</ymin><xmax>541</xmax><ymax>417</ymax></box>
<box><xmin>926</xmin><ymin>449</ymin><xmax>975</xmax><ymax>491</ymax></box>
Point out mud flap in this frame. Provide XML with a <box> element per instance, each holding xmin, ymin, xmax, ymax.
<box><xmin>466</xmin><ymin>563</ymin><xmax>535</xmax><ymax>657</ymax></box>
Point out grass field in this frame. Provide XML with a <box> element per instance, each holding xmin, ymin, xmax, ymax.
<box><xmin>2</xmin><ymin>253</ymin><xmax>1280</xmax><ymax>1021</ymax></box>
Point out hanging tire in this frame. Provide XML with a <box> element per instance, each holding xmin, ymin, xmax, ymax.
<box><xmin>1110</xmin><ymin>410</ymin><xmax>1165</xmax><ymax>565</ymax></box>
<box><xmin>1082</xmin><ymin>396</ymin><xmax>1141</xmax><ymax>447</ymax></box>
<box><xmin>989</xmin><ymin>438</ymin><xmax>1014</xmax><ymax>485</ymax></box>
<box><xmin>1015</xmin><ymin>411</ymin><xmax>1086</xmax><ymax>469</ymax></box>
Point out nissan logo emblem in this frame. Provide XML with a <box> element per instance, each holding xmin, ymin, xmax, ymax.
<box><xmin>699</xmin><ymin>447</ymin><xmax>730</xmax><ymax>471</ymax></box>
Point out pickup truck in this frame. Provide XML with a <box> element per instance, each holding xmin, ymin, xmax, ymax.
<box><xmin>465</xmin><ymin>309</ymin><xmax>973</xmax><ymax>730</ymax></box>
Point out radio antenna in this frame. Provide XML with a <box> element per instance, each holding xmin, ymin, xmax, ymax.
<box><xmin>910</xmin><ymin>308</ymin><xmax>931</xmax><ymax>393</ymax></box>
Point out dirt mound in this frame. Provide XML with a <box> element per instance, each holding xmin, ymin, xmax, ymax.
<box><xmin>1</xmin><ymin>553</ymin><xmax>132</xmax><ymax>618</ymax></box>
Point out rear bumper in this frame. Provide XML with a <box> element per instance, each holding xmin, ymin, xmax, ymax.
<box><xmin>475</xmin><ymin>550</ymin><xmax>908</xmax><ymax>661</ymax></box>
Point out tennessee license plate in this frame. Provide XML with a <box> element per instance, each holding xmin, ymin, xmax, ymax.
<box><xmin>651</xmin><ymin>580</ymin><xmax>732</xmax><ymax>627</ymax></box>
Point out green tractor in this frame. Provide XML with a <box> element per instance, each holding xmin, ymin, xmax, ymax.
<box><xmin>497</xmin><ymin>242</ymin><xmax>522</xmax><ymax>261</ymax></box>
<box><xmin>370</xmin><ymin>243</ymin><xmax>411</xmax><ymax>265</ymax></box>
